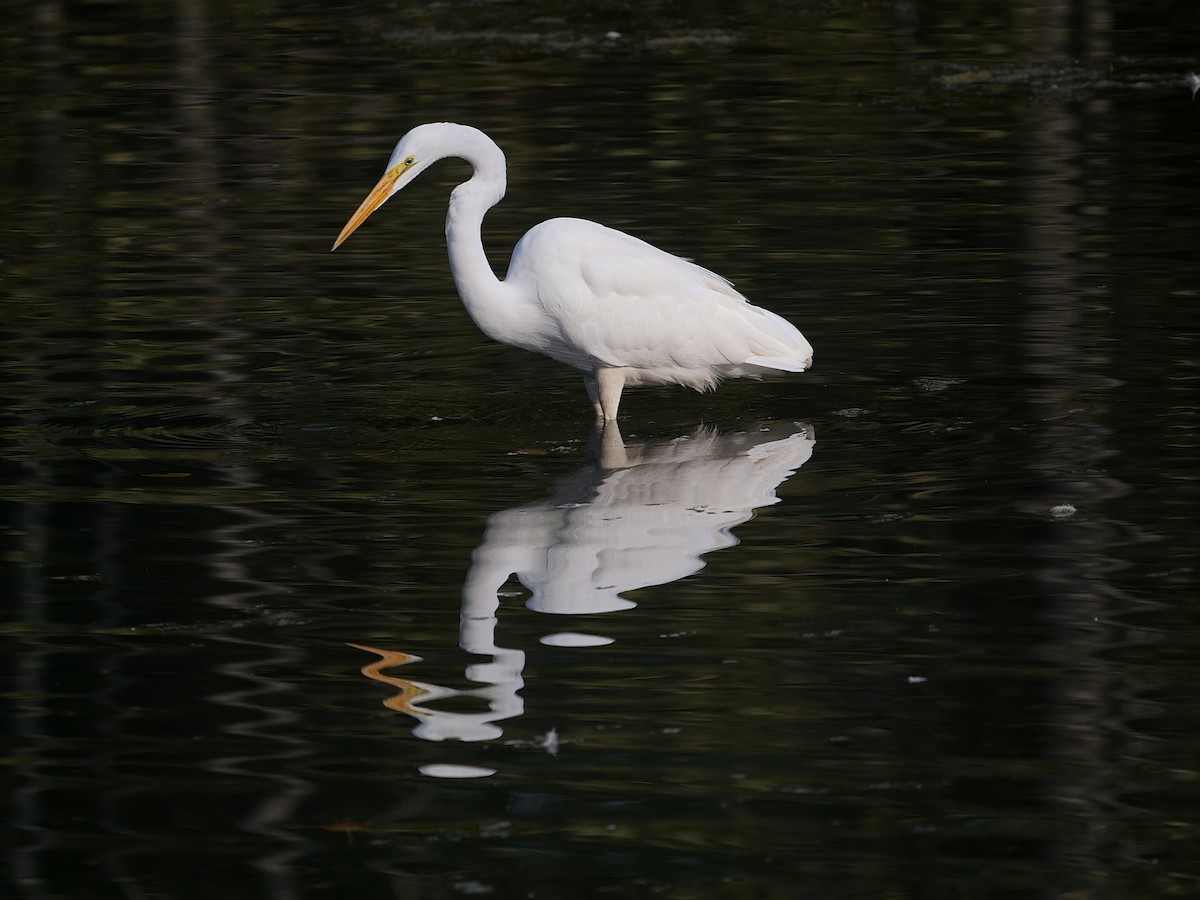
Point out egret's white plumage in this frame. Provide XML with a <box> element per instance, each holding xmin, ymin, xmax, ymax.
<box><xmin>333</xmin><ymin>122</ymin><xmax>813</xmax><ymax>420</ymax></box>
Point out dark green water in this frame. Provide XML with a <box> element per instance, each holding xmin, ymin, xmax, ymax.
<box><xmin>3</xmin><ymin>1</ymin><xmax>1200</xmax><ymax>897</ymax></box>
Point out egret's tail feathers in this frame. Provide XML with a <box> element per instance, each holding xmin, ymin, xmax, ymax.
<box><xmin>745</xmin><ymin>354</ymin><xmax>812</xmax><ymax>373</ymax></box>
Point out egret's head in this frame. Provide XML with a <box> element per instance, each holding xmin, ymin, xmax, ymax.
<box><xmin>332</xmin><ymin>123</ymin><xmax>495</xmax><ymax>251</ymax></box>
<box><xmin>332</xmin><ymin>127</ymin><xmax>442</xmax><ymax>250</ymax></box>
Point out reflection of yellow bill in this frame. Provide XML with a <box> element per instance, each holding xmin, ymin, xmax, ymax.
<box><xmin>349</xmin><ymin>643</ymin><xmax>429</xmax><ymax>716</ymax></box>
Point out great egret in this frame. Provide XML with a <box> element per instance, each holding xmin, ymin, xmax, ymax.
<box><xmin>333</xmin><ymin>123</ymin><xmax>813</xmax><ymax>421</ymax></box>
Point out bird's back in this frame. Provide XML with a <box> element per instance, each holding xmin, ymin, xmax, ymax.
<box><xmin>504</xmin><ymin>217</ymin><xmax>812</xmax><ymax>389</ymax></box>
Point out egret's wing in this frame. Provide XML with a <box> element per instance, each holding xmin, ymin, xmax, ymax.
<box><xmin>515</xmin><ymin>219</ymin><xmax>809</xmax><ymax>375</ymax></box>
<box><xmin>571</xmin><ymin>254</ymin><xmax>757</xmax><ymax>369</ymax></box>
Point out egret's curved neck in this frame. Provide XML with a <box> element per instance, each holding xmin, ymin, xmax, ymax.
<box><xmin>444</xmin><ymin>141</ymin><xmax>510</xmax><ymax>331</ymax></box>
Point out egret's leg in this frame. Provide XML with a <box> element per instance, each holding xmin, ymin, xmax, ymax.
<box><xmin>596</xmin><ymin>367</ymin><xmax>627</xmax><ymax>422</ymax></box>
<box><xmin>582</xmin><ymin>373</ymin><xmax>602</xmax><ymax>420</ymax></box>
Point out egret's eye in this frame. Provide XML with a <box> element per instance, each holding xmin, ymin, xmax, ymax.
<box><xmin>405</xmin><ymin>156</ymin><xmax>416</xmax><ymax>167</ymax></box>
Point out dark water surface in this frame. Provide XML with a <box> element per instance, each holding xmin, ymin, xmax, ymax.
<box><xmin>4</xmin><ymin>1</ymin><xmax>1200</xmax><ymax>897</ymax></box>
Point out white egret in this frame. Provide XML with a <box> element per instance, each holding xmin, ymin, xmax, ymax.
<box><xmin>333</xmin><ymin>123</ymin><xmax>813</xmax><ymax>421</ymax></box>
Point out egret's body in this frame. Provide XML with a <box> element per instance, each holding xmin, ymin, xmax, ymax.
<box><xmin>333</xmin><ymin>123</ymin><xmax>812</xmax><ymax>420</ymax></box>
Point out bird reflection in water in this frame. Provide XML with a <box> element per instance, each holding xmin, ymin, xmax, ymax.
<box><xmin>353</xmin><ymin>421</ymin><xmax>815</xmax><ymax>769</ymax></box>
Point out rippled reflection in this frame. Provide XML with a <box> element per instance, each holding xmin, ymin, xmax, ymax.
<box><xmin>354</xmin><ymin>422</ymin><xmax>814</xmax><ymax>760</ymax></box>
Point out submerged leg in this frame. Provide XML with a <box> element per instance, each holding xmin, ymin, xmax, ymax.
<box><xmin>597</xmin><ymin>419</ymin><xmax>630</xmax><ymax>468</ymax></box>
<box><xmin>596</xmin><ymin>367</ymin><xmax>627</xmax><ymax>422</ymax></box>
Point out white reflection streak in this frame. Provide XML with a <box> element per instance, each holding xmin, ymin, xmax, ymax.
<box><xmin>360</xmin><ymin>422</ymin><xmax>815</xmax><ymax>752</ymax></box>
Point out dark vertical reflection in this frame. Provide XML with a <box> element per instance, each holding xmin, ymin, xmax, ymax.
<box><xmin>1020</xmin><ymin>0</ymin><xmax>1155</xmax><ymax>889</ymax></box>
<box><xmin>9</xmin><ymin>3</ymin><xmax>69</xmax><ymax>895</ymax></box>
<box><xmin>24</xmin><ymin>0</ymin><xmax>67</xmax><ymax>193</ymax></box>
<box><xmin>175</xmin><ymin>0</ymin><xmax>230</xmax><ymax>287</ymax></box>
